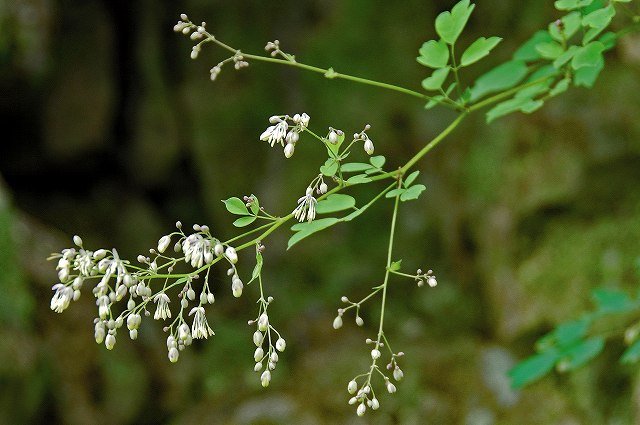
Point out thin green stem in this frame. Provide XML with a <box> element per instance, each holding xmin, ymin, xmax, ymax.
<box><xmin>377</xmin><ymin>179</ymin><xmax>403</xmax><ymax>342</ymax></box>
<box><xmin>195</xmin><ymin>27</ymin><xmax>465</xmax><ymax>109</ymax></box>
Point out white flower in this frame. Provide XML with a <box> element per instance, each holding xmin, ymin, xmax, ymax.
<box><xmin>292</xmin><ymin>187</ymin><xmax>317</xmax><ymax>222</ymax></box>
<box><xmin>300</xmin><ymin>113</ymin><xmax>310</xmax><ymax>127</ymax></box>
<box><xmin>260</xmin><ymin>120</ymin><xmax>288</xmax><ymax>147</ymax></box>
<box><xmin>50</xmin><ymin>284</ymin><xmax>73</xmax><ymax>313</ymax></box>
<box><xmin>153</xmin><ymin>293</ymin><xmax>172</xmax><ymax>320</ymax></box>
<box><xmin>182</xmin><ymin>233</ymin><xmax>211</xmax><ymax>268</ymax></box>
<box><xmin>189</xmin><ymin>306</ymin><xmax>214</xmax><ymax>339</ymax></box>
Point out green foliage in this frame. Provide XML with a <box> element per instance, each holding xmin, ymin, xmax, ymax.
<box><xmin>510</xmin><ymin>284</ymin><xmax>640</xmax><ymax>388</ymax></box>
<box><xmin>434</xmin><ymin>0</ymin><xmax>475</xmax><ymax>45</ymax></box>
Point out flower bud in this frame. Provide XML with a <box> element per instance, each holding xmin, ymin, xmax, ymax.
<box><xmin>355</xmin><ymin>316</ymin><xmax>364</xmax><ymax>326</ymax></box>
<box><xmin>328</xmin><ymin>130</ymin><xmax>338</xmax><ymax>144</ymax></box>
<box><xmin>157</xmin><ymin>235</ymin><xmax>171</xmax><ymax>253</ymax></box>
<box><xmin>427</xmin><ymin>277</ymin><xmax>437</xmax><ymax>287</ymax></box>
<box><xmin>129</xmin><ymin>329</ymin><xmax>138</xmax><ymax>340</ymax></box>
<box><xmin>258</xmin><ymin>313</ymin><xmax>269</xmax><ymax>332</ymax></box>
<box><xmin>207</xmin><ymin>293</ymin><xmax>215</xmax><ymax>304</ymax></box>
<box><xmin>386</xmin><ymin>382</ymin><xmax>397</xmax><ymax>393</ymax></box>
<box><xmin>284</xmin><ymin>143</ymin><xmax>295</xmax><ymax>158</ymax></box>
<box><xmin>214</xmin><ymin>243</ymin><xmax>224</xmax><ymax>256</ymax></box>
<box><xmin>225</xmin><ymin>247</ymin><xmax>238</xmax><ymax>264</ymax></box>
<box><xmin>357</xmin><ymin>403</ymin><xmax>366</xmax><ymax>417</ymax></box>
<box><xmin>371</xmin><ymin>349</ymin><xmax>381</xmax><ymax>360</ymax></box>
<box><xmin>364</xmin><ymin>139</ymin><xmax>375</xmax><ymax>155</ymax></box>
<box><xmin>333</xmin><ymin>316</ymin><xmax>343</xmax><ymax>329</ymax></box>
<box><xmin>105</xmin><ymin>334</ymin><xmax>116</xmax><ymax>350</ymax></box>
<box><xmin>319</xmin><ymin>182</ymin><xmax>328</xmax><ymax>194</ymax></box>
<box><xmin>371</xmin><ymin>398</ymin><xmax>380</xmax><ymax>410</ymax></box>
<box><xmin>254</xmin><ymin>362</ymin><xmax>263</xmax><ymax>372</ymax></box>
<box><xmin>253</xmin><ymin>330</ymin><xmax>264</xmax><ymax>346</ymax></box>
<box><xmin>275</xmin><ymin>337</ymin><xmax>286</xmax><ymax>352</ymax></box>
<box><xmin>393</xmin><ymin>367</ymin><xmax>404</xmax><ymax>381</ymax></box>
<box><xmin>73</xmin><ymin>235</ymin><xmax>83</xmax><ymax>247</ymax></box>
<box><xmin>168</xmin><ymin>347</ymin><xmax>179</xmax><ymax>363</ymax></box>
<box><xmin>232</xmin><ymin>279</ymin><xmax>244</xmax><ymax>298</ymax></box>
<box><xmin>347</xmin><ymin>380</ymin><xmax>357</xmax><ymax>394</ymax></box>
<box><xmin>254</xmin><ymin>347</ymin><xmax>264</xmax><ymax>362</ymax></box>
<box><xmin>261</xmin><ymin>370</ymin><xmax>271</xmax><ymax>387</ymax></box>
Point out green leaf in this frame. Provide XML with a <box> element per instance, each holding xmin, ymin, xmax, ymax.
<box><xmin>249</xmin><ymin>195</ymin><xmax>260</xmax><ymax>215</ymax></box>
<box><xmin>535</xmin><ymin>41</ymin><xmax>564</xmax><ymax>60</ymax></box>
<box><xmin>403</xmin><ymin>171</ymin><xmax>420</xmax><ymax>187</ymax></box>
<box><xmin>574</xmin><ymin>59</ymin><xmax>603</xmax><ymax>87</ymax></box>
<box><xmin>460</xmin><ymin>36</ymin><xmax>502</xmax><ymax>67</ymax></box>
<box><xmin>470</xmin><ymin>60</ymin><xmax>528</xmax><ymax>102</ymax></box>
<box><xmin>571</xmin><ymin>42</ymin><xmax>605</xmax><ymax>69</ymax></box>
<box><xmin>582</xmin><ymin>5</ymin><xmax>615</xmax><ymax>29</ymax></box>
<box><xmin>621</xmin><ymin>340</ymin><xmax>640</xmax><ymax>364</ymax></box>
<box><xmin>346</xmin><ymin>174</ymin><xmax>371</xmax><ymax>185</ymax></box>
<box><xmin>385</xmin><ymin>188</ymin><xmax>406</xmax><ymax>199</ymax></box>
<box><xmin>389</xmin><ymin>259</ymin><xmax>402</xmax><ymax>272</ymax></box>
<box><xmin>251</xmin><ymin>250</ymin><xmax>263</xmax><ymax>282</ymax></box>
<box><xmin>369</xmin><ymin>155</ymin><xmax>386</xmax><ymax>169</ymax></box>
<box><xmin>417</xmin><ymin>39</ymin><xmax>449</xmax><ymax>68</ymax></box>
<box><xmin>592</xmin><ymin>288</ymin><xmax>635</xmax><ymax>313</ymax></box>
<box><xmin>509</xmin><ymin>350</ymin><xmax>560</xmax><ymax>388</ymax></box>
<box><xmin>553</xmin><ymin>45</ymin><xmax>579</xmax><ymax>68</ymax></box>
<box><xmin>425</xmin><ymin>95</ymin><xmax>445</xmax><ymax>110</ymax></box>
<box><xmin>315</xmin><ymin>194</ymin><xmax>356</xmax><ymax>214</ymax></box>
<box><xmin>341</xmin><ymin>162</ymin><xmax>373</xmax><ymax>173</ymax></box>
<box><xmin>422</xmin><ymin>67</ymin><xmax>450</xmax><ymax>91</ymax></box>
<box><xmin>288</xmin><ymin>218</ymin><xmax>340</xmax><ymax>250</ymax></box>
<box><xmin>320</xmin><ymin>158</ymin><xmax>339</xmax><ymax>177</ymax></box>
<box><xmin>223</xmin><ymin>197</ymin><xmax>250</xmax><ymax>215</ymax></box>
<box><xmin>513</xmin><ymin>31</ymin><xmax>554</xmax><ymax>62</ymax></box>
<box><xmin>554</xmin><ymin>318</ymin><xmax>591</xmax><ymax>347</ymax></box>
<box><xmin>554</xmin><ymin>0</ymin><xmax>594</xmax><ymax>10</ymax></box>
<box><xmin>233</xmin><ymin>216</ymin><xmax>257</xmax><ymax>227</ymax></box>
<box><xmin>400</xmin><ymin>184</ymin><xmax>426</xmax><ymax>201</ymax></box>
<box><xmin>557</xmin><ymin>337</ymin><xmax>605</xmax><ymax>371</ymax></box>
<box><xmin>549</xmin><ymin>12</ymin><xmax>582</xmax><ymax>41</ymax></box>
<box><xmin>435</xmin><ymin>0</ymin><xmax>475</xmax><ymax>45</ymax></box>
<box><xmin>326</xmin><ymin>131</ymin><xmax>346</xmax><ymax>158</ymax></box>
<box><xmin>549</xmin><ymin>78</ymin><xmax>571</xmax><ymax>96</ymax></box>
<box><xmin>486</xmin><ymin>97</ymin><xmax>543</xmax><ymax>123</ymax></box>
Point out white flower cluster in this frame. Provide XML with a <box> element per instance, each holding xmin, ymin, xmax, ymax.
<box><xmin>415</xmin><ymin>268</ymin><xmax>437</xmax><ymax>288</ymax></box>
<box><xmin>249</xmin><ymin>300</ymin><xmax>287</xmax><ymax>387</ymax></box>
<box><xmin>259</xmin><ymin>113</ymin><xmax>310</xmax><ymax>158</ymax></box>
<box><xmin>345</xmin><ymin>340</ymin><xmax>404</xmax><ymax>417</ymax></box>
<box><xmin>48</xmin><ymin>222</ymin><xmax>243</xmax><ymax>360</ymax></box>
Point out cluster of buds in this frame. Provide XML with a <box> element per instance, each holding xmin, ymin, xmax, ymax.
<box><xmin>345</xmin><ymin>338</ymin><xmax>404</xmax><ymax>416</ymax></box>
<box><xmin>332</xmin><ymin>295</ymin><xmax>365</xmax><ymax>330</ymax></box>
<box><xmin>415</xmin><ymin>268</ymin><xmax>437</xmax><ymax>288</ymax></box>
<box><xmin>249</xmin><ymin>301</ymin><xmax>287</xmax><ymax>387</ymax></box>
<box><xmin>264</xmin><ymin>40</ymin><xmax>281</xmax><ymax>57</ymax></box>
<box><xmin>327</xmin><ymin>127</ymin><xmax>344</xmax><ymax>145</ymax></box>
<box><xmin>352</xmin><ymin>124</ymin><xmax>375</xmax><ymax>155</ymax></box>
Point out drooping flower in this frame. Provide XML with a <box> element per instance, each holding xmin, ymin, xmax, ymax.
<box><xmin>259</xmin><ymin>119</ymin><xmax>288</xmax><ymax>147</ymax></box>
<box><xmin>50</xmin><ymin>284</ymin><xmax>73</xmax><ymax>313</ymax></box>
<box><xmin>182</xmin><ymin>233</ymin><xmax>211</xmax><ymax>268</ymax></box>
<box><xmin>189</xmin><ymin>306</ymin><xmax>214</xmax><ymax>339</ymax></box>
<box><xmin>292</xmin><ymin>187</ymin><xmax>317</xmax><ymax>222</ymax></box>
<box><xmin>153</xmin><ymin>293</ymin><xmax>172</xmax><ymax>320</ymax></box>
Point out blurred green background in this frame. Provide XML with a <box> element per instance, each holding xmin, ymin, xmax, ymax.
<box><xmin>2</xmin><ymin>0</ymin><xmax>640</xmax><ymax>423</ymax></box>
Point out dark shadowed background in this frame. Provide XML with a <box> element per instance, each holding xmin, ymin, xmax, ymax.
<box><xmin>2</xmin><ymin>0</ymin><xmax>640</xmax><ymax>423</ymax></box>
